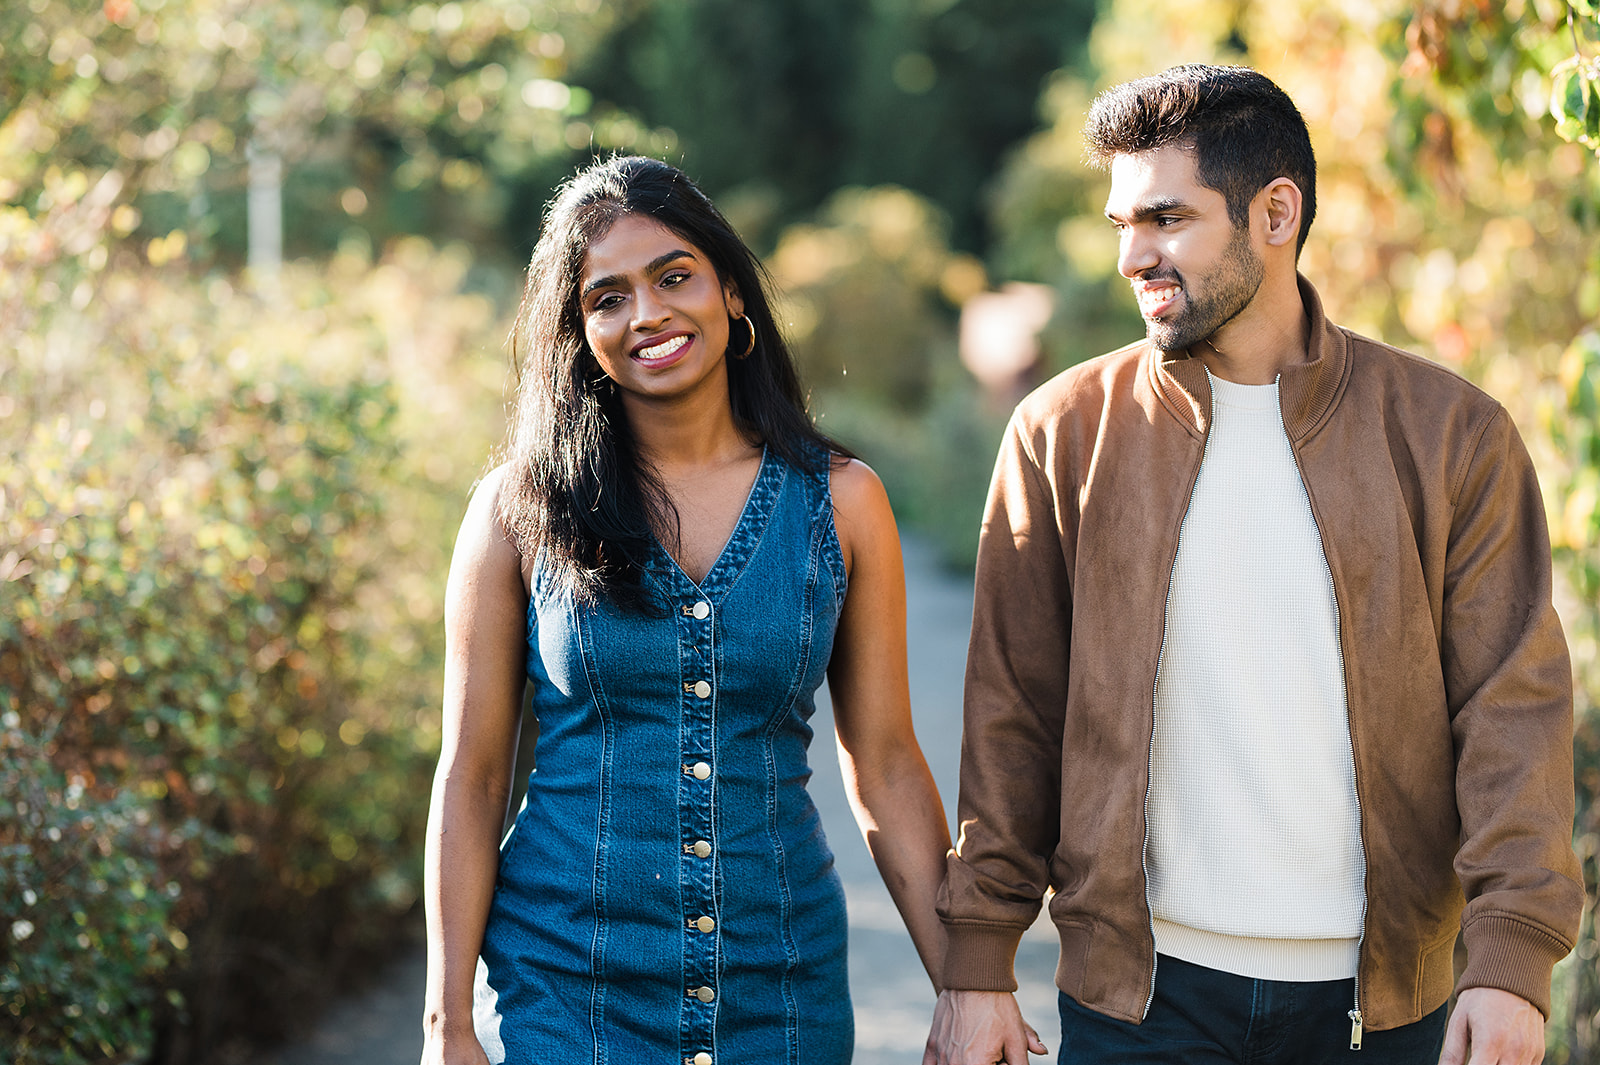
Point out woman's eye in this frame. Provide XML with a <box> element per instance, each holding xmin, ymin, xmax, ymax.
<box><xmin>593</xmin><ymin>292</ymin><xmax>623</xmax><ymax>311</ymax></box>
<box><xmin>661</xmin><ymin>270</ymin><xmax>689</xmax><ymax>287</ymax></box>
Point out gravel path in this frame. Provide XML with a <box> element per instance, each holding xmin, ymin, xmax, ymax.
<box><xmin>252</xmin><ymin>537</ymin><xmax>1061</xmax><ymax>1064</ymax></box>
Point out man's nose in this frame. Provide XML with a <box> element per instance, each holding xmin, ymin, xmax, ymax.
<box><xmin>1117</xmin><ymin>229</ymin><xmax>1158</xmax><ymax>279</ymax></box>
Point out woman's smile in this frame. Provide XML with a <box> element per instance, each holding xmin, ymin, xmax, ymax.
<box><xmin>631</xmin><ymin>331</ymin><xmax>693</xmax><ymax>366</ymax></box>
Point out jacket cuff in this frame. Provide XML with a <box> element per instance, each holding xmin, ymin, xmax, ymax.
<box><xmin>939</xmin><ymin>923</ymin><xmax>1029</xmax><ymax>992</ymax></box>
<box><xmin>1458</xmin><ymin>912</ymin><xmax>1573</xmax><ymax>1018</ymax></box>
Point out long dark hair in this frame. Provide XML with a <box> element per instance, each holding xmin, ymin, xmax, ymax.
<box><xmin>497</xmin><ymin>155</ymin><xmax>847</xmax><ymax>611</ymax></box>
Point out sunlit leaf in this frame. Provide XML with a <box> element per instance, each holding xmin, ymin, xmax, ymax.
<box><xmin>1588</xmin><ymin>69</ymin><xmax>1600</xmax><ymax>143</ymax></box>
<box><xmin>1552</xmin><ymin>59</ymin><xmax>1589</xmax><ymax>142</ymax></box>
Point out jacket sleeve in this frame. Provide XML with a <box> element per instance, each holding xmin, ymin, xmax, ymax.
<box><xmin>937</xmin><ymin>411</ymin><xmax>1072</xmax><ymax>992</ymax></box>
<box><xmin>1445</xmin><ymin>406</ymin><xmax>1582</xmax><ymax>1017</ymax></box>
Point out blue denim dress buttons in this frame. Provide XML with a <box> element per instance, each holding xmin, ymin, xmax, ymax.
<box><xmin>474</xmin><ymin>450</ymin><xmax>853</xmax><ymax>1063</ymax></box>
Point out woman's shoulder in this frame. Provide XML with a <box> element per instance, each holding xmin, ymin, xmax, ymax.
<box><xmin>454</xmin><ymin>462</ymin><xmax>541</xmax><ymax>592</ymax></box>
<box><xmin>461</xmin><ymin>463</ymin><xmax>520</xmax><ymax>535</ymax></box>
<box><xmin>826</xmin><ymin>456</ymin><xmax>896</xmax><ymax>572</ymax></box>
<box><xmin>826</xmin><ymin>455</ymin><xmax>887</xmax><ymax>509</ymax></box>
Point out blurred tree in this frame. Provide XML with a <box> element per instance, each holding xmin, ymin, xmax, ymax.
<box><xmin>763</xmin><ymin>183</ymin><xmax>1003</xmax><ymax>567</ymax></box>
<box><xmin>987</xmin><ymin>0</ymin><xmax>1600</xmax><ymax>1058</ymax></box>
<box><xmin>0</xmin><ymin>0</ymin><xmax>655</xmax><ymax>268</ymax></box>
<box><xmin>572</xmin><ymin>0</ymin><xmax>1097</xmax><ymax>252</ymax></box>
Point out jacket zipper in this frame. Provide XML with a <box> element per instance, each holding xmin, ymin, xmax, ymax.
<box><xmin>1276</xmin><ymin>383</ymin><xmax>1368</xmax><ymax>1051</ymax></box>
<box><xmin>1141</xmin><ymin>374</ymin><xmax>1215</xmax><ymax>1018</ymax></box>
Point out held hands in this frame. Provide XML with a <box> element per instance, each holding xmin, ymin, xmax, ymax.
<box><xmin>923</xmin><ymin>989</ymin><xmax>1049</xmax><ymax>1065</ymax></box>
<box><xmin>1438</xmin><ymin>987</ymin><xmax>1545</xmax><ymax>1065</ymax></box>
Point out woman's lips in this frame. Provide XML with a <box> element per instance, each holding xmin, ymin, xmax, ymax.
<box><xmin>632</xmin><ymin>333</ymin><xmax>691</xmax><ymax>364</ymax></box>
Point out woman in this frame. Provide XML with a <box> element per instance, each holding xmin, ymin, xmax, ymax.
<box><xmin>420</xmin><ymin>155</ymin><xmax>950</xmax><ymax>1064</ymax></box>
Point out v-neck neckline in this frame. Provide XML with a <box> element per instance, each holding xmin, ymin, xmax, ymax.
<box><xmin>650</xmin><ymin>447</ymin><xmax>780</xmax><ymax>598</ymax></box>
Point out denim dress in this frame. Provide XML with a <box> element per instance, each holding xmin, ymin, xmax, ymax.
<box><xmin>474</xmin><ymin>450</ymin><xmax>853</xmax><ymax>1064</ymax></box>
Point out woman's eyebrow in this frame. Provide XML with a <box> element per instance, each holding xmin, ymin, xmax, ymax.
<box><xmin>581</xmin><ymin>249</ymin><xmax>696</xmax><ymax>299</ymax></box>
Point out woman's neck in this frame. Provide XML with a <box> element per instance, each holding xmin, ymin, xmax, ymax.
<box><xmin>623</xmin><ymin>387</ymin><xmax>758</xmax><ymax>475</ymax></box>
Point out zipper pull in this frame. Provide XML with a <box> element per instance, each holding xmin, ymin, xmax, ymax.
<box><xmin>1348</xmin><ymin>1007</ymin><xmax>1364</xmax><ymax>1050</ymax></box>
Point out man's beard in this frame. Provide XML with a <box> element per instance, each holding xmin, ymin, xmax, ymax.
<box><xmin>1144</xmin><ymin>227</ymin><xmax>1264</xmax><ymax>353</ymax></box>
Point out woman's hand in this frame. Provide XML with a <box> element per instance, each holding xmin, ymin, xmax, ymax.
<box><xmin>420</xmin><ymin>1027</ymin><xmax>492</xmax><ymax>1065</ymax></box>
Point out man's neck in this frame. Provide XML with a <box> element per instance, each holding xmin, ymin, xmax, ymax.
<box><xmin>1194</xmin><ymin>274</ymin><xmax>1312</xmax><ymax>385</ymax></box>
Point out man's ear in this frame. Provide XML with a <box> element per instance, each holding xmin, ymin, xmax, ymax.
<box><xmin>1258</xmin><ymin>177</ymin><xmax>1303</xmax><ymax>250</ymax></box>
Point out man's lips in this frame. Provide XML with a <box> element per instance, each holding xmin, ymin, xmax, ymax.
<box><xmin>1133</xmin><ymin>279</ymin><xmax>1181</xmax><ymax>319</ymax></box>
<box><xmin>631</xmin><ymin>333</ymin><xmax>691</xmax><ymax>363</ymax></box>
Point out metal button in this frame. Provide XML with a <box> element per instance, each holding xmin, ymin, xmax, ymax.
<box><xmin>692</xmin><ymin>680</ymin><xmax>711</xmax><ymax>699</ymax></box>
<box><xmin>693</xmin><ymin>915</ymin><xmax>715</xmax><ymax>933</ymax></box>
<box><xmin>691</xmin><ymin>839</ymin><xmax>711</xmax><ymax>859</ymax></box>
<box><xmin>690</xmin><ymin>985</ymin><xmax>715</xmax><ymax>1003</ymax></box>
<box><xmin>692</xmin><ymin>601</ymin><xmax>710</xmax><ymax>620</ymax></box>
<box><xmin>691</xmin><ymin>761</ymin><xmax>711</xmax><ymax>780</ymax></box>
<box><xmin>692</xmin><ymin>1054</ymin><xmax>713</xmax><ymax>1065</ymax></box>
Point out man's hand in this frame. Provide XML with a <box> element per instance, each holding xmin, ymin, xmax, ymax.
<box><xmin>1438</xmin><ymin>987</ymin><xmax>1545</xmax><ymax>1065</ymax></box>
<box><xmin>923</xmin><ymin>989</ymin><xmax>1049</xmax><ymax>1065</ymax></box>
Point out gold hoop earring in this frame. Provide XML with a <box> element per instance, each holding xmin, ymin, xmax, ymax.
<box><xmin>733</xmin><ymin>314</ymin><xmax>756</xmax><ymax>360</ymax></box>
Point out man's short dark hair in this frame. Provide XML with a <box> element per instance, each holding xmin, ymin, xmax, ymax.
<box><xmin>1084</xmin><ymin>65</ymin><xmax>1317</xmax><ymax>256</ymax></box>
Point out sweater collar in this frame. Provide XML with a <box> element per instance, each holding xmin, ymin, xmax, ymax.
<box><xmin>1149</xmin><ymin>274</ymin><xmax>1349</xmax><ymax>442</ymax></box>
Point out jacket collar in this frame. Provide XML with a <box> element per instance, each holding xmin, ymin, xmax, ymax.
<box><xmin>1147</xmin><ymin>274</ymin><xmax>1350</xmax><ymax>443</ymax></box>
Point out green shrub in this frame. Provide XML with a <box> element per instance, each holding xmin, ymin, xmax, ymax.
<box><xmin>818</xmin><ymin>367</ymin><xmax>1009</xmax><ymax>572</ymax></box>
<box><xmin>0</xmin><ymin>734</ymin><xmax>183</xmax><ymax>1064</ymax></box>
<box><xmin>1</xmin><ymin>175</ymin><xmax>504</xmax><ymax>1062</ymax></box>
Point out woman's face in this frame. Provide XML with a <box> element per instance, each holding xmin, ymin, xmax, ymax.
<box><xmin>577</xmin><ymin>213</ymin><xmax>743</xmax><ymax>411</ymax></box>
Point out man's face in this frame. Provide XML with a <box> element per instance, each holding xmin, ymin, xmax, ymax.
<box><xmin>1105</xmin><ymin>145</ymin><xmax>1264</xmax><ymax>352</ymax></box>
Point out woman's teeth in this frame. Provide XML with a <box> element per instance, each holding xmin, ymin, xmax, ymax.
<box><xmin>637</xmin><ymin>335</ymin><xmax>689</xmax><ymax>361</ymax></box>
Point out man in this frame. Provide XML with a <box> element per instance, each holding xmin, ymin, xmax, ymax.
<box><xmin>925</xmin><ymin>65</ymin><xmax>1582</xmax><ymax>1065</ymax></box>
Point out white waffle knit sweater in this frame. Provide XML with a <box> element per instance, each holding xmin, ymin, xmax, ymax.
<box><xmin>1146</xmin><ymin>373</ymin><xmax>1366</xmax><ymax>982</ymax></box>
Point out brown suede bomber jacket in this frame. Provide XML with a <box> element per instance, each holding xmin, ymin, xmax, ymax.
<box><xmin>937</xmin><ymin>278</ymin><xmax>1583</xmax><ymax>1032</ymax></box>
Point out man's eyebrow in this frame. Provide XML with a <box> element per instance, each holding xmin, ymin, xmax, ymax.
<box><xmin>581</xmin><ymin>249</ymin><xmax>696</xmax><ymax>299</ymax></box>
<box><xmin>1104</xmin><ymin>197</ymin><xmax>1192</xmax><ymax>223</ymax></box>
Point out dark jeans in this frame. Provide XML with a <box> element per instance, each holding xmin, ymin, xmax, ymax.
<box><xmin>1058</xmin><ymin>955</ymin><xmax>1448</xmax><ymax>1064</ymax></box>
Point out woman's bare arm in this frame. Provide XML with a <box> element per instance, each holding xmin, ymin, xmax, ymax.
<box><xmin>827</xmin><ymin>458</ymin><xmax>952</xmax><ymax>988</ymax></box>
<box><xmin>421</xmin><ymin>466</ymin><xmax>528</xmax><ymax>1064</ymax></box>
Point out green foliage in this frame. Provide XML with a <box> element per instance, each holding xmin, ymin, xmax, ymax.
<box><xmin>0</xmin><ymin>148</ymin><xmax>504</xmax><ymax>1059</ymax></box>
<box><xmin>1550</xmin><ymin>1</ymin><xmax>1600</xmax><ymax>153</ymax></box>
<box><xmin>1552</xmin><ymin>54</ymin><xmax>1600</xmax><ymax>149</ymax></box>
<box><xmin>573</xmin><ymin>0</ymin><xmax>1098</xmax><ymax>251</ymax></box>
<box><xmin>1</xmin><ymin>736</ymin><xmax>183</xmax><ymax>1064</ymax></box>
<box><xmin>1546</xmin><ymin>330</ymin><xmax>1600</xmax><ymax>1059</ymax></box>
<box><xmin>821</xmin><ymin>379</ymin><xmax>1009</xmax><ymax>571</ymax></box>
<box><xmin>763</xmin><ymin>184</ymin><xmax>1004</xmax><ymax>567</ymax></box>
<box><xmin>0</xmin><ymin>0</ymin><xmax>645</xmax><ymax>265</ymax></box>
<box><xmin>771</xmin><ymin>186</ymin><xmax>980</xmax><ymax>411</ymax></box>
